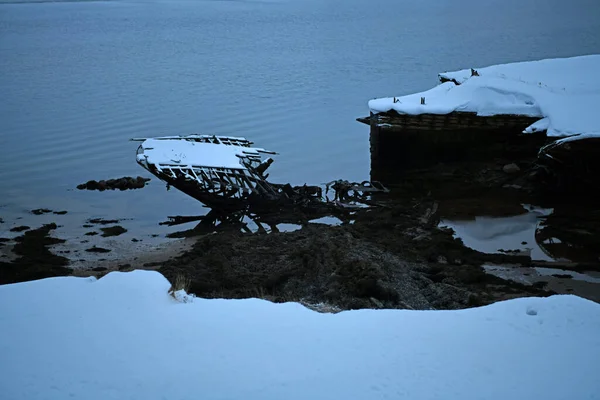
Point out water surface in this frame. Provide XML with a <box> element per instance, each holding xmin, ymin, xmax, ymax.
<box><xmin>2</xmin><ymin>0</ymin><xmax>600</xmax><ymax>237</ymax></box>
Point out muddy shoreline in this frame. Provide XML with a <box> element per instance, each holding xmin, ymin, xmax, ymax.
<box><xmin>1</xmin><ymin>145</ymin><xmax>599</xmax><ymax>310</ymax></box>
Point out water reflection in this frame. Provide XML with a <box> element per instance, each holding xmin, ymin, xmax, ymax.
<box><xmin>439</xmin><ymin>205</ymin><xmax>554</xmax><ymax>261</ymax></box>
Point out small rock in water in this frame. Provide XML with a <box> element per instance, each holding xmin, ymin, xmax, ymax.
<box><xmin>502</xmin><ymin>163</ymin><xmax>521</xmax><ymax>174</ymax></box>
<box><xmin>10</xmin><ymin>225</ymin><xmax>30</xmax><ymax>232</ymax></box>
<box><xmin>77</xmin><ymin>176</ymin><xmax>150</xmax><ymax>191</ymax></box>
<box><xmin>53</xmin><ymin>211</ymin><xmax>68</xmax><ymax>215</ymax></box>
<box><xmin>87</xmin><ymin>218</ymin><xmax>120</xmax><ymax>225</ymax></box>
<box><xmin>31</xmin><ymin>208</ymin><xmax>52</xmax><ymax>215</ymax></box>
<box><xmin>100</xmin><ymin>225</ymin><xmax>127</xmax><ymax>237</ymax></box>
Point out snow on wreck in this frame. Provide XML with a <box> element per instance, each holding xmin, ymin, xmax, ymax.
<box><xmin>361</xmin><ymin>54</ymin><xmax>600</xmax><ymax>185</ymax></box>
<box><xmin>134</xmin><ymin>135</ymin><xmax>280</xmax><ymax>212</ymax></box>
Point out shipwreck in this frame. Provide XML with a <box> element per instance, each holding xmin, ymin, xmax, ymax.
<box><xmin>133</xmin><ymin>135</ymin><xmax>387</xmax><ymax>228</ymax></box>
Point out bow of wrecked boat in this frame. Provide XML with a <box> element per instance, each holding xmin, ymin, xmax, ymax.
<box><xmin>133</xmin><ymin>134</ymin><xmax>389</xmax><ymax>227</ymax></box>
<box><xmin>134</xmin><ymin>135</ymin><xmax>281</xmax><ymax>212</ymax></box>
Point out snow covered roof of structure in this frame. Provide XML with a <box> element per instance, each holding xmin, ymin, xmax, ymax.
<box><xmin>1</xmin><ymin>270</ymin><xmax>599</xmax><ymax>399</ymax></box>
<box><xmin>369</xmin><ymin>55</ymin><xmax>600</xmax><ymax>139</ymax></box>
<box><xmin>136</xmin><ymin>135</ymin><xmax>274</xmax><ymax>170</ymax></box>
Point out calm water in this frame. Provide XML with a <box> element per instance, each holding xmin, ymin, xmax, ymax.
<box><xmin>1</xmin><ymin>0</ymin><xmax>600</xmax><ymax>236</ymax></box>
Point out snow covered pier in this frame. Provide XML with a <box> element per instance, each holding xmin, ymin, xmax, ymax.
<box><xmin>361</xmin><ymin>55</ymin><xmax>600</xmax><ymax>185</ymax></box>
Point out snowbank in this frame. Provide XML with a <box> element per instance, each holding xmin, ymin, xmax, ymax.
<box><xmin>369</xmin><ymin>55</ymin><xmax>600</xmax><ymax>138</ymax></box>
<box><xmin>1</xmin><ymin>270</ymin><xmax>599</xmax><ymax>400</ymax></box>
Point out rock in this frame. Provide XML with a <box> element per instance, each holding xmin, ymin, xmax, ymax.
<box><xmin>502</xmin><ymin>163</ymin><xmax>521</xmax><ymax>174</ymax></box>
<box><xmin>77</xmin><ymin>176</ymin><xmax>150</xmax><ymax>191</ymax></box>
<box><xmin>85</xmin><ymin>246</ymin><xmax>111</xmax><ymax>253</ymax></box>
<box><xmin>100</xmin><ymin>225</ymin><xmax>127</xmax><ymax>237</ymax></box>
<box><xmin>437</xmin><ymin>255</ymin><xmax>448</xmax><ymax>264</ymax></box>
<box><xmin>31</xmin><ymin>208</ymin><xmax>52</xmax><ymax>215</ymax></box>
<box><xmin>118</xmin><ymin>264</ymin><xmax>131</xmax><ymax>271</ymax></box>
<box><xmin>87</xmin><ymin>218</ymin><xmax>120</xmax><ymax>225</ymax></box>
<box><xmin>10</xmin><ymin>226</ymin><xmax>30</xmax><ymax>232</ymax></box>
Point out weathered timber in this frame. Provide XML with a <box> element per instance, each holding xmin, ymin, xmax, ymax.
<box><xmin>360</xmin><ymin>110</ymin><xmax>546</xmax><ymax>184</ymax></box>
<box><xmin>537</xmin><ymin>136</ymin><xmax>600</xmax><ymax>193</ymax></box>
<box><xmin>136</xmin><ymin>135</ymin><xmax>388</xmax><ymax>221</ymax></box>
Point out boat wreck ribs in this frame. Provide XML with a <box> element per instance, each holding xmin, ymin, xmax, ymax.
<box><xmin>133</xmin><ymin>135</ymin><xmax>388</xmax><ymax>217</ymax></box>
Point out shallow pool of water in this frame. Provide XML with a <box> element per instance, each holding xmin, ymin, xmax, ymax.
<box><xmin>439</xmin><ymin>205</ymin><xmax>555</xmax><ymax>261</ymax></box>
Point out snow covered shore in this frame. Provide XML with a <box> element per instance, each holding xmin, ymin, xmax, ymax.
<box><xmin>1</xmin><ymin>270</ymin><xmax>599</xmax><ymax>399</ymax></box>
<box><xmin>369</xmin><ymin>55</ymin><xmax>600</xmax><ymax>139</ymax></box>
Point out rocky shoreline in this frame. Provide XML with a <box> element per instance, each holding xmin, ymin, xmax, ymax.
<box><xmin>1</xmin><ymin>152</ymin><xmax>599</xmax><ymax>310</ymax></box>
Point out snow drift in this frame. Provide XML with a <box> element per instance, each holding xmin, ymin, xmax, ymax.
<box><xmin>1</xmin><ymin>270</ymin><xmax>599</xmax><ymax>399</ymax></box>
